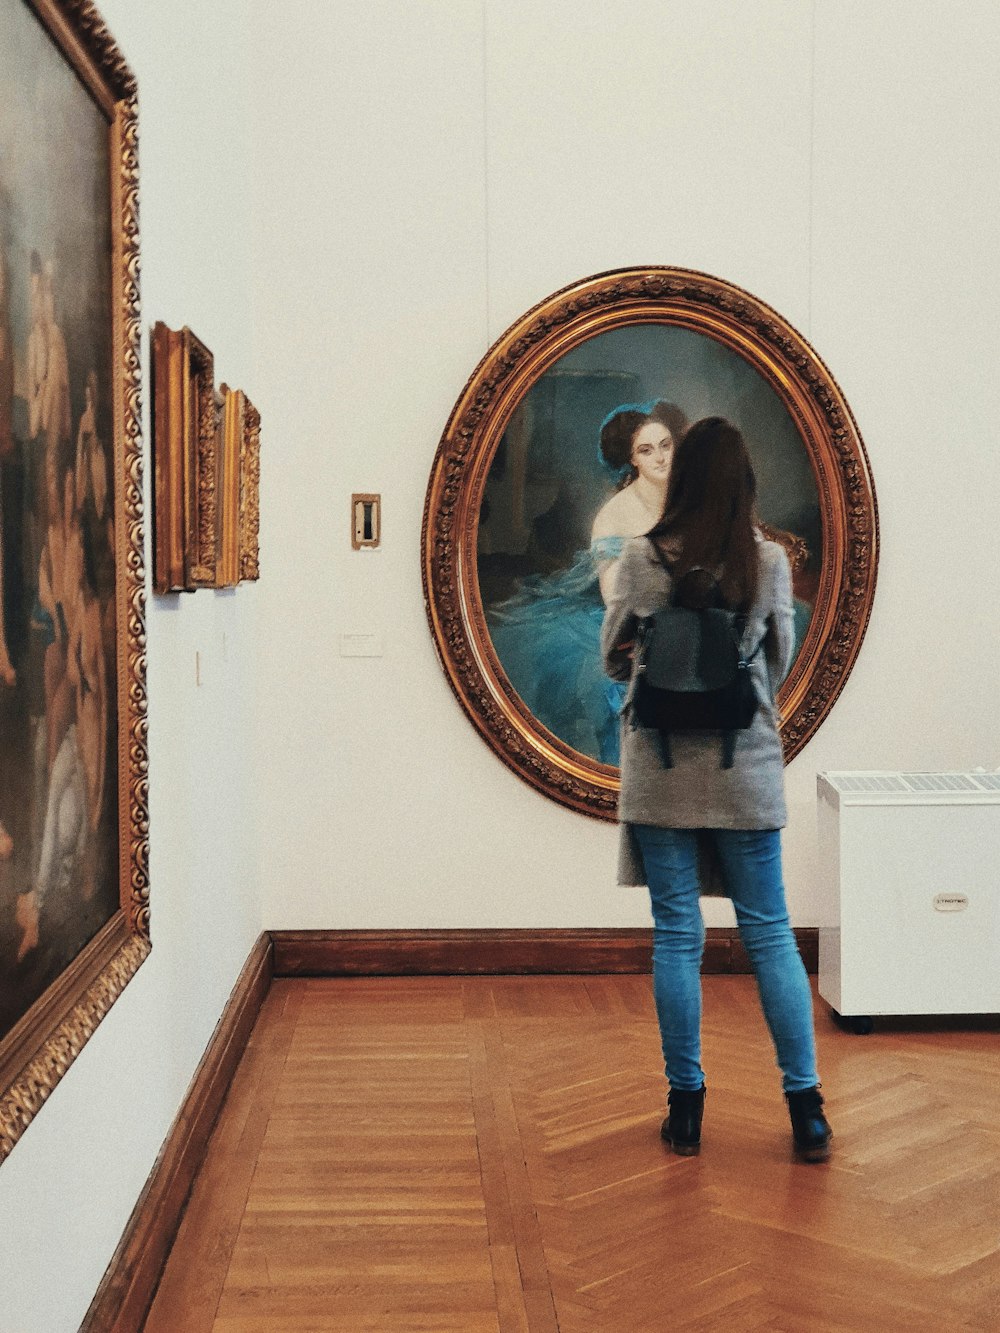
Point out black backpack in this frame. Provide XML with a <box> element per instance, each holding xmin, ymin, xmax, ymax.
<box><xmin>631</xmin><ymin>543</ymin><xmax>762</xmax><ymax>769</ymax></box>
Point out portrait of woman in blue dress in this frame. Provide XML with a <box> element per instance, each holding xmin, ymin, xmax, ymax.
<box><xmin>476</xmin><ymin>325</ymin><xmax>820</xmax><ymax>772</ymax></box>
<box><xmin>484</xmin><ymin>400</ymin><xmax>686</xmax><ymax>767</ymax></box>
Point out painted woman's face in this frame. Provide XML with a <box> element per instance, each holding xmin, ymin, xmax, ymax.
<box><xmin>630</xmin><ymin>421</ymin><xmax>673</xmax><ymax>485</ymax></box>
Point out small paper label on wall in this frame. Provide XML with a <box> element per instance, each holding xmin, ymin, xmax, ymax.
<box><xmin>340</xmin><ymin>633</ymin><xmax>384</xmax><ymax>658</ymax></box>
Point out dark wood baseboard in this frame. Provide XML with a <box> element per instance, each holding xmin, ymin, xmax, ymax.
<box><xmin>272</xmin><ymin>927</ymin><xmax>819</xmax><ymax>977</ymax></box>
<box><xmin>80</xmin><ymin>932</ymin><xmax>273</xmax><ymax>1333</ymax></box>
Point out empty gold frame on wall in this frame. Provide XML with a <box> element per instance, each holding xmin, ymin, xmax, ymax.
<box><xmin>152</xmin><ymin>331</ymin><xmax>261</xmax><ymax>591</ymax></box>
<box><xmin>0</xmin><ymin>0</ymin><xmax>149</xmax><ymax>1164</ymax></box>
<box><xmin>422</xmin><ymin>267</ymin><xmax>879</xmax><ymax>819</ymax></box>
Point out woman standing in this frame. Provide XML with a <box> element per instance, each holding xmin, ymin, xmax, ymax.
<box><xmin>600</xmin><ymin>416</ymin><xmax>831</xmax><ymax>1162</ymax></box>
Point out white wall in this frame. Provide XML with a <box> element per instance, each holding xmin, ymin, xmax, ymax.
<box><xmin>252</xmin><ymin>0</ymin><xmax>1000</xmax><ymax>935</ymax></box>
<box><xmin>0</xmin><ymin>3</ymin><xmax>261</xmax><ymax>1330</ymax></box>
<box><xmin>3</xmin><ymin>1</ymin><xmax>1000</xmax><ymax>1328</ymax></box>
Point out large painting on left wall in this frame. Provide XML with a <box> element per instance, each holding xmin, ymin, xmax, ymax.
<box><xmin>0</xmin><ymin>0</ymin><xmax>148</xmax><ymax>1164</ymax></box>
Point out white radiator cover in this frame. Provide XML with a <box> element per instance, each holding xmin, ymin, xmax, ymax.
<box><xmin>817</xmin><ymin>772</ymin><xmax>1000</xmax><ymax>1016</ymax></box>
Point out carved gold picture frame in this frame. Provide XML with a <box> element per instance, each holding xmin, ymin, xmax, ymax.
<box><xmin>217</xmin><ymin>385</ymin><xmax>241</xmax><ymax>587</ymax></box>
<box><xmin>218</xmin><ymin>385</ymin><xmax>262</xmax><ymax>586</ymax></box>
<box><xmin>151</xmin><ymin>323</ymin><xmax>217</xmax><ymax>592</ymax></box>
<box><xmin>0</xmin><ymin>0</ymin><xmax>149</xmax><ymax>1163</ymax></box>
<box><xmin>152</xmin><ymin>339</ymin><xmax>259</xmax><ymax>591</ymax></box>
<box><xmin>422</xmin><ymin>267</ymin><xmax>878</xmax><ymax>818</ymax></box>
<box><xmin>235</xmin><ymin>390</ymin><xmax>261</xmax><ymax>583</ymax></box>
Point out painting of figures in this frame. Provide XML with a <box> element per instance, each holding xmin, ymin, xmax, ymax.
<box><xmin>0</xmin><ymin>0</ymin><xmax>122</xmax><ymax>1045</ymax></box>
<box><xmin>477</xmin><ymin>323</ymin><xmax>820</xmax><ymax>768</ymax></box>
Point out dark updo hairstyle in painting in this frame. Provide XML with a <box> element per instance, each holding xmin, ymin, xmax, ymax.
<box><xmin>649</xmin><ymin>415</ymin><xmax>760</xmax><ymax>612</ymax></box>
<box><xmin>598</xmin><ymin>407</ymin><xmax>648</xmax><ymax>479</ymax></box>
<box><xmin>648</xmin><ymin>399</ymin><xmax>688</xmax><ymax>446</ymax></box>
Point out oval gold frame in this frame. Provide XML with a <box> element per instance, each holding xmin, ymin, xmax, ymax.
<box><xmin>422</xmin><ymin>267</ymin><xmax>878</xmax><ymax>819</ymax></box>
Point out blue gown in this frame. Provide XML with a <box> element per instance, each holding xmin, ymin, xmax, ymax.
<box><xmin>486</xmin><ymin>537</ymin><xmax>627</xmax><ymax>767</ymax></box>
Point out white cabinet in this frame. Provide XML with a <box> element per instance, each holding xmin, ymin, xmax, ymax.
<box><xmin>817</xmin><ymin>772</ymin><xmax>1000</xmax><ymax>1020</ymax></box>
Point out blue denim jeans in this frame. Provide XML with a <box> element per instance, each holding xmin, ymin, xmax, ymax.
<box><xmin>634</xmin><ymin>825</ymin><xmax>819</xmax><ymax>1094</ymax></box>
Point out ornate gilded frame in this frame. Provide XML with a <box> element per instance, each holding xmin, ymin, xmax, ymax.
<box><xmin>218</xmin><ymin>385</ymin><xmax>241</xmax><ymax>586</ymax></box>
<box><xmin>152</xmin><ymin>332</ymin><xmax>259</xmax><ymax>591</ymax></box>
<box><xmin>236</xmin><ymin>391</ymin><xmax>261</xmax><ymax>582</ymax></box>
<box><xmin>218</xmin><ymin>384</ymin><xmax>262</xmax><ymax>585</ymax></box>
<box><xmin>422</xmin><ymin>267</ymin><xmax>878</xmax><ymax>818</ymax></box>
<box><xmin>151</xmin><ymin>323</ymin><xmax>217</xmax><ymax>591</ymax></box>
<box><xmin>0</xmin><ymin>0</ymin><xmax>148</xmax><ymax>1163</ymax></box>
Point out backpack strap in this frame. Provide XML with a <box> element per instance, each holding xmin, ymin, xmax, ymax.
<box><xmin>720</xmin><ymin>628</ymin><xmax>764</xmax><ymax>770</ymax></box>
<box><xmin>732</xmin><ymin>617</ymin><xmax>764</xmax><ymax>668</ymax></box>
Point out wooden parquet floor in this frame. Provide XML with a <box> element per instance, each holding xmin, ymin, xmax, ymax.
<box><xmin>144</xmin><ymin>976</ymin><xmax>1000</xmax><ymax>1332</ymax></box>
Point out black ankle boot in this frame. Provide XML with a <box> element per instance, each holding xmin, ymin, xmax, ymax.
<box><xmin>661</xmin><ymin>1085</ymin><xmax>705</xmax><ymax>1156</ymax></box>
<box><xmin>785</xmin><ymin>1086</ymin><xmax>832</xmax><ymax>1162</ymax></box>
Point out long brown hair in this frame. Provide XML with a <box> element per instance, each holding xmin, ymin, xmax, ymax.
<box><xmin>648</xmin><ymin>416</ymin><xmax>759</xmax><ymax>610</ymax></box>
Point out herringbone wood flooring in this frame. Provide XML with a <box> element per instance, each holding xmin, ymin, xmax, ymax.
<box><xmin>144</xmin><ymin>976</ymin><xmax>1000</xmax><ymax>1331</ymax></box>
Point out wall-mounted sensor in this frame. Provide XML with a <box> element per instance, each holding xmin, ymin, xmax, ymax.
<box><xmin>352</xmin><ymin>494</ymin><xmax>381</xmax><ymax>549</ymax></box>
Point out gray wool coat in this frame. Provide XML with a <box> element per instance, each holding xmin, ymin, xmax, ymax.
<box><xmin>600</xmin><ymin>535</ymin><xmax>795</xmax><ymax>889</ymax></box>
